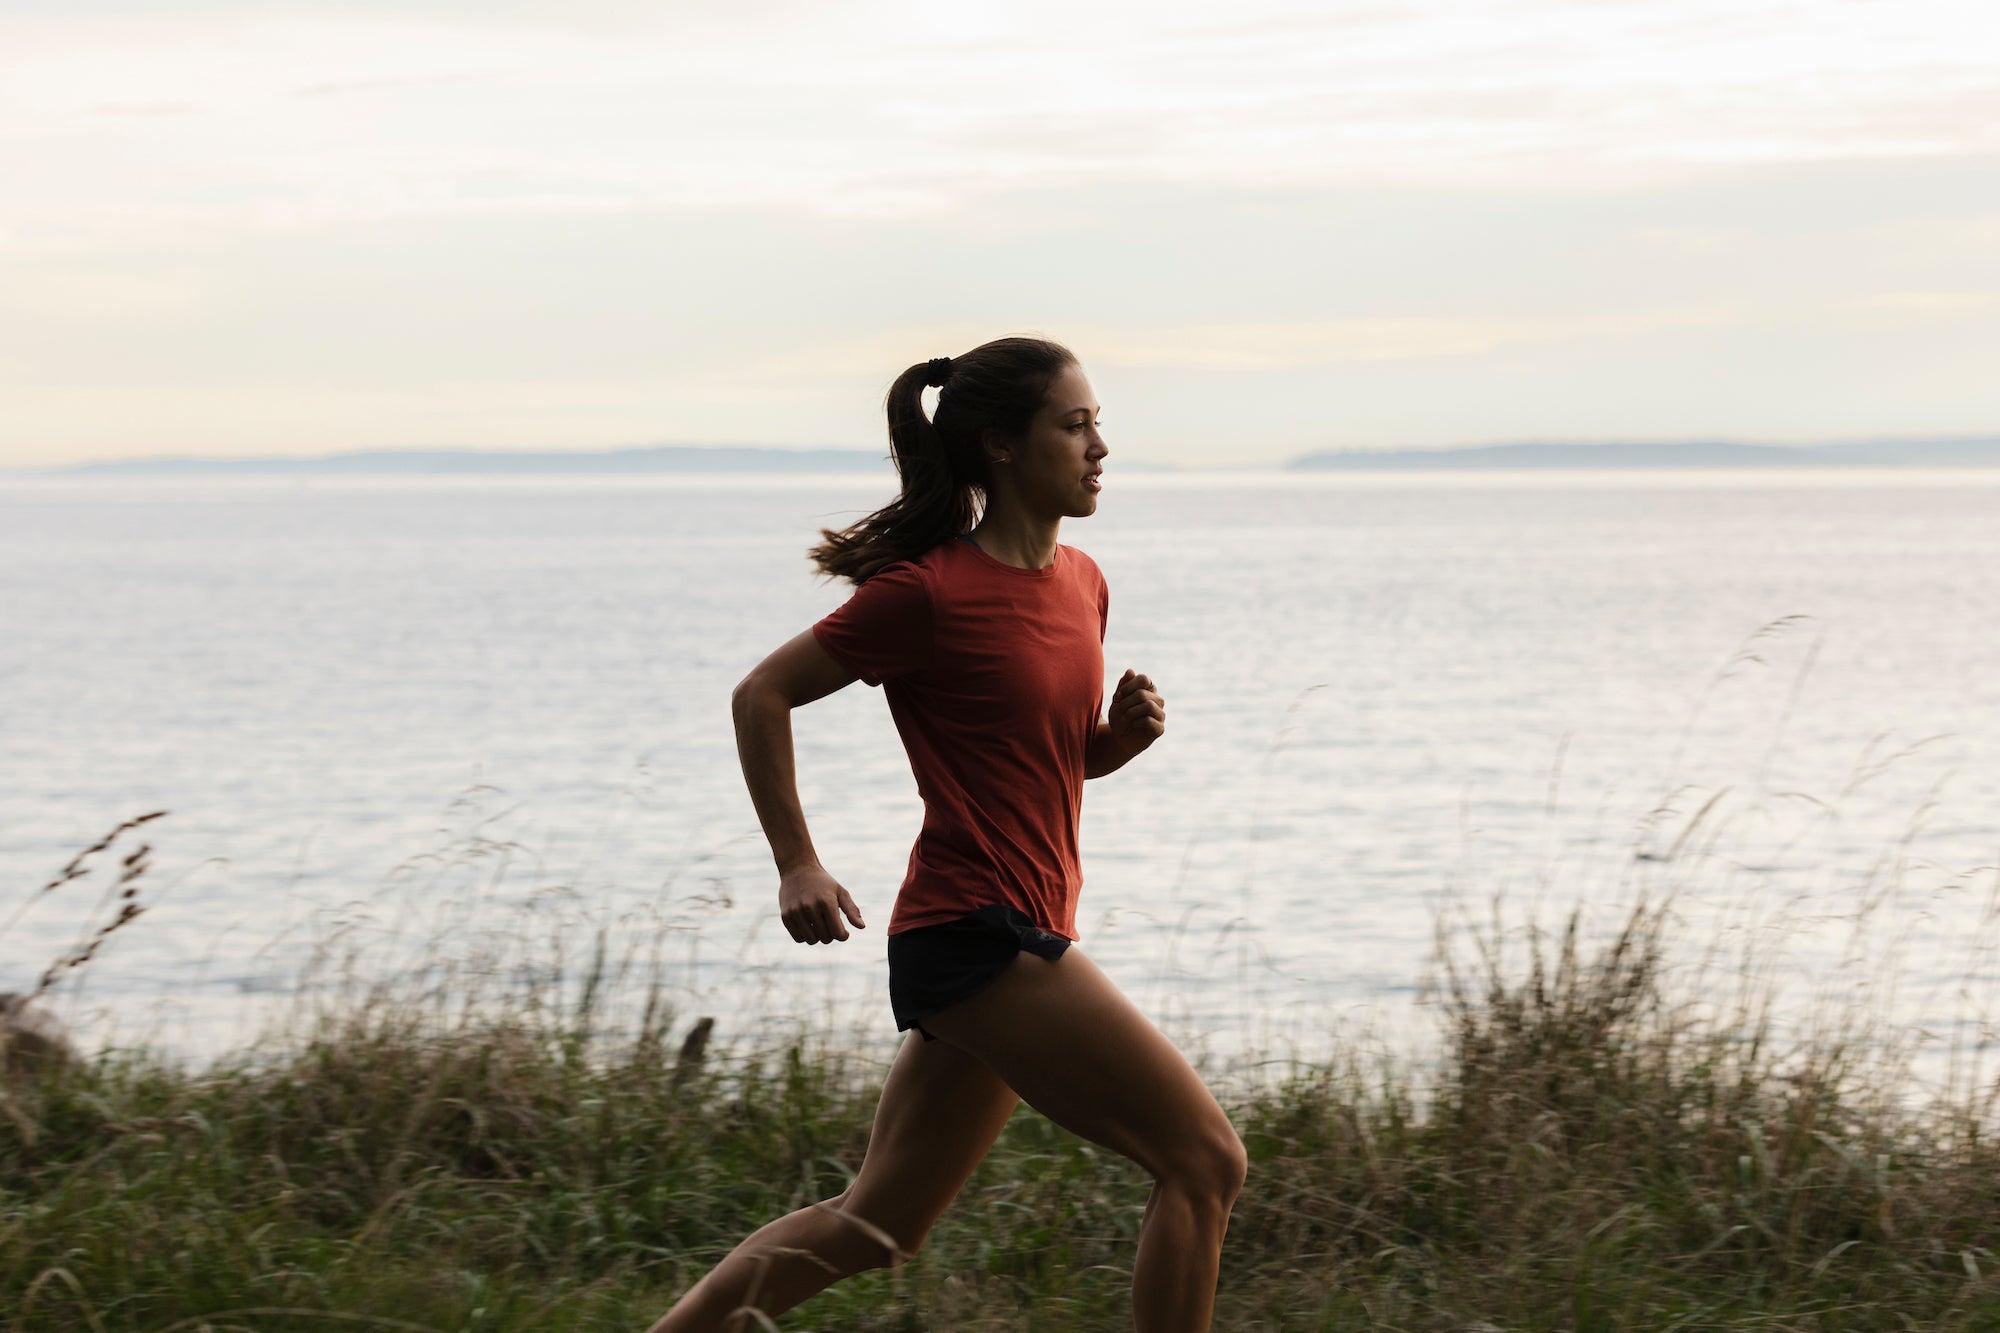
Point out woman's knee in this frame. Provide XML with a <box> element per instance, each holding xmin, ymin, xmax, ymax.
<box><xmin>1218</xmin><ymin>1125</ymin><xmax>1249</xmax><ymax>1202</ymax></box>
<box><xmin>1163</xmin><ymin>1121</ymin><xmax>1248</xmax><ymax>1209</ymax></box>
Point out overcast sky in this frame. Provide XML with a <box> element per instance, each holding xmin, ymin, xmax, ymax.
<box><xmin>3</xmin><ymin>0</ymin><xmax>1997</xmax><ymax>468</ymax></box>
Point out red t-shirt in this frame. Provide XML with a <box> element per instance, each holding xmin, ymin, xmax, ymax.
<box><xmin>810</xmin><ymin>535</ymin><xmax>1109</xmax><ymax>939</ymax></box>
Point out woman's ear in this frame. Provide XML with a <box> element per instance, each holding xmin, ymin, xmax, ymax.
<box><xmin>979</xmin><ymin>427</ymin><xmax>1012</xmax><ymax>468</ymax></box>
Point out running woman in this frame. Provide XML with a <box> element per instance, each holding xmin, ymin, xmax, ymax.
<box><xmin>646</xmin><ymin>336</ymin><xmax>1246</xmax><ymax>1333</ymax></box>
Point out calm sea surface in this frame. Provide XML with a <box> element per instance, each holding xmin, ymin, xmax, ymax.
<box><xmin>4</xmin><ymin>470</ymin><xmax>1997</xmax><ymax>1071</ymax></box>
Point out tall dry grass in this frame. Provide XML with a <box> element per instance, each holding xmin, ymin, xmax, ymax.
<box><xmin>7</xmin><ymin>813</ymin><xmax>2000</xmax><ymax>1330</ymax></box>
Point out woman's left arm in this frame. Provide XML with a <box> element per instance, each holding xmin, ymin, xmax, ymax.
<box><xmin>1085</xmin><ymin>668</ymin><xmax>1165</xmax><ymax>779</ymax></box>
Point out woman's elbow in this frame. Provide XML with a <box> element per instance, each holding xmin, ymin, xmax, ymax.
<box><xmin>732</xmin><ymin>671</ymin><xmax>791</xmax><ymax>723</ymax></box>
<box><xmin>730</xmin><ymin>673</ymin><xmax>764</xmax><ymax>722</ymax></box>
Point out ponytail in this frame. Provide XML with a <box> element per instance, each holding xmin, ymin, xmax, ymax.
<box><xmin>810</xmin><ymin>336</ymin><xmax>1076</xmax><ymax>584</ymax></box>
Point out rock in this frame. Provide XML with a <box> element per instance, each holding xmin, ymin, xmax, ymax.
<box><xmin>672</xmin><ymin>1016</ymin><xmax>714</xmax><ymax>1090</ymax></box>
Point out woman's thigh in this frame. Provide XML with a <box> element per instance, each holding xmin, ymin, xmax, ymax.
<box><xmin>917</xmin><ymin>948</ymin><xmax>1240</xmax><ymax>1183</ymax></box>
<box><xmin>838</xmin><ymin>1028</ymin><xmax>1021</xmax><ymax>1257</ymax></box>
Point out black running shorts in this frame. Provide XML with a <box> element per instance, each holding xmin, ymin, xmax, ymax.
<box><xmin>886</xmin><ymin>903</ymin><xmax>1072</xmax><ymax>1040</ymax></box>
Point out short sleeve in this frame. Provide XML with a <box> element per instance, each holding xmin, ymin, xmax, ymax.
<box><xmin>811</xmin><ymin>561</ymin><xmax>933</xmax><ymax>687</ymax></box>
<box><xmin>1072</xmin><ymin>546</ymin><xmax>1108</xmax><ymax>641</ymax></box>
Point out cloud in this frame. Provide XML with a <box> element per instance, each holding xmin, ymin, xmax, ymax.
<box><xmin>614</xmin><ymin>306</ymin><xmax>1741</xmax><ymax>386</ymax></box>
<box><xmin>4</xmin><ymin>5</ymin><xmax>1998</xmax><ymax>466</ymax></box>
<box><xmin>1075</xmin><ymin>310</ymin><xmax>1743</xmax><ymax>371</ymax></box>
<box><xmin>1845</xmin><ymin>291</ymin><xmax>1995</xmax><ymax>314</ymax></box>
<box><xmin>2</xmin><ymin>268</ymin><xmax>198</xmax><ymax>322</ymax></box>
<box><xmin>3</xmin><ymin>0</ymin><xmax>1998</xmax><ymax>235</ymax></box>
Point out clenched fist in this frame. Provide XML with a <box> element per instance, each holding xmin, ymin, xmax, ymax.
<box><xmin>1107</xmin><ymin>668</ymin><xmax>1166</xmax><ymax>756</ymax></box>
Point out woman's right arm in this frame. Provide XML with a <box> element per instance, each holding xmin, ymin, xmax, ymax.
<box><xmin>730</xmin><ymin>628</ymin><xmax>868</xmax><ymax>945</ymax></box>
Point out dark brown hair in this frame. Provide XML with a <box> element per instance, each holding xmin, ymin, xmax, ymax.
<box><xmin>809</xmin><ymin>336</ymin><xmax>1078</xmax><ymax>584</ymax></box>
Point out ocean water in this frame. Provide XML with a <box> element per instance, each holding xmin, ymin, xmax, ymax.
<box><xmin>4</xmin><ymin>470</ymin><xmax>1997</xmax><ymax>1071</ymax></box>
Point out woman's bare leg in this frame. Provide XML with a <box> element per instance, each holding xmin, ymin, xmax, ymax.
<box><xmin>919</xmin><ymin>949</ymin><xmax>1248</xmax><ymax>1333</ymax></box>
<box><xmin>644</xmin><ymin>1031</ymin><xmax>1018</xmax><ymax>1332</ymax></box>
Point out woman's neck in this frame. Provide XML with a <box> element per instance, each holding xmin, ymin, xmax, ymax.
<box><xmin>967</xmin><ymin>498</ymin><xmax>1061</xmax><ymax>570</ymax></box>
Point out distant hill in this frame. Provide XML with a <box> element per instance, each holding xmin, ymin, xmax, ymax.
<box><xmin>12</xmin><ymin>435</ymin><xmax>1998</xmax><ymax>477</ymax></box>
<box><xmin>1289</xmin><ymin>438</ymin><xmax>2000</xmax><ymax>469</ymax></box>
<box><xmin>26</xmin><ymin>444</ymin><xmax>897</xmax><ymax>477</ymax></box>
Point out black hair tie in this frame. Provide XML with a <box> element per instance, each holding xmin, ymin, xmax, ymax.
<box><xmin>922</xmin><ymin>357</ymin><xmax>954</xmax><ymax>388</ymax></box>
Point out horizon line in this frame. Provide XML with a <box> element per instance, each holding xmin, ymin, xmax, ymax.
<box><xmin>8</xmin><ymin>432</ymin><xmax>2000</xmax><ymax>476</ymax></box>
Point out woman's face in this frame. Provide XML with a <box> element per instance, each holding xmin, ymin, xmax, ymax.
<box><xmin>1001</xmin><ymin>363</ymin><xmax>1108</xmax><ymax>520</ymax></box>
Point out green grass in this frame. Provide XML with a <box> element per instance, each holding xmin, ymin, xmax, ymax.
<box><xmin>8</xmin><ymin>882</ymin><xmax>2000</xmax><ymax>1333</ymax></box>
